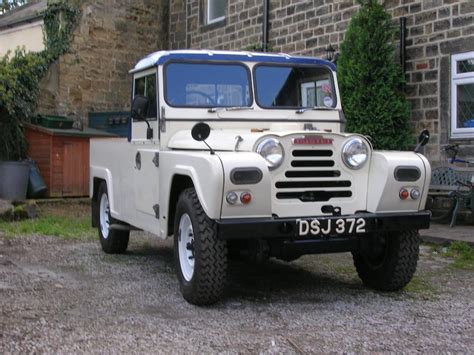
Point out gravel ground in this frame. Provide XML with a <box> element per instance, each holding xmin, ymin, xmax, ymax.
<box><xmin>0</xmin><ymin>232</ymin><xmax>473</xmax><ymax>353</ymax></box>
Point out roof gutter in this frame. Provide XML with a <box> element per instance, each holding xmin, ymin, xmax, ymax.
<box><xmin>0</xmin><ymin>12</ymin><xmax>43</xmax><ymax>31</ymax></box>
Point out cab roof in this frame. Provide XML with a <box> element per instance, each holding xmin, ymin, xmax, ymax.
<box><xmin>130</xmin><ymin>49</ymin><xmax>336</xmax><ymax>73</ymax></box>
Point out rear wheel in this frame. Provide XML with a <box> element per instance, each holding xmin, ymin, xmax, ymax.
<box><xmin>174</xmin><ymin>188</ymin><xmax>227</xmax><ymax>305</ymax></box>
<box><xmin>352</xmin><ymin>230</ymin><xmax>420</xmax><ymax>291</ymax></box>
<box><xmin>97</xmin><ymin>182</ymin><xmax>129</xmax><ymax>254</ymax></box>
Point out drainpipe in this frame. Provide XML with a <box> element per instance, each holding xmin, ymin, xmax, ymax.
<box><xmin>262</xmin><ymin>0</ymin><xmax>269</xmax><ymax>52</ymax></box>
<box><xmin>400</xmin><ymin>17</ymin><xmax>406</xmax><ymax>75</ymax></box>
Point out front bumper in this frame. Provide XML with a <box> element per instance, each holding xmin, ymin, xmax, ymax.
<box><xmin>216</xmin><ymin>211</ymin><xmax>430</xmax><ymax>240</ymax></box>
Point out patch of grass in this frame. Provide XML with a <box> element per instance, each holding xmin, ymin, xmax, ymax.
<box><xmin>444</xmin><ymin>241</ymin><xmax>474</xmax><ymax>270</ymax></box>
<box><xmin>0</xmin><ymin>215</ymin><xmax>95</xmax><ymax>241</ymax></box>
<box><xmin>404</xmin><ymin>275</ymin><xmax>437</xmax><ymax>299</ymax></box>
<box><xmin>428</xmin><ymin>241</ymin><xmax>474</xmax><ymax>270</ymax></box>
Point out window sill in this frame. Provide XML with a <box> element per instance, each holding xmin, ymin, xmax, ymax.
<box><xmin>202</xmin><ymin>18</ymin><xmax>226</xmax><ymax>32</ymax></box>
<box><xmin>450</xmin><ymin>132</ymin><xmax>474</xmax><ymax>139</ymax></box>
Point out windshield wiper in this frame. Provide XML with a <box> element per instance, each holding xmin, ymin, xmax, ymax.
<box><xmin>296</xmin><ymin>106</ymin><xmax>335</xmax><ymax>114</ymax></box>
<box><xmin>208</xmin><ymin>106</ymin><xmax>254</xmax><ymax>113</ymax></box>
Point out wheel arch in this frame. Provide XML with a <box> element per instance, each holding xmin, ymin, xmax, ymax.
<box><xmin>167</xmin><ymin>174</ymin><xmax>194</xmax><ymax>236</ymax></box>
<box><xmin>91</xmin><ymin>177</ymin><xmax>106</xmax><ymax>228</ymax></box>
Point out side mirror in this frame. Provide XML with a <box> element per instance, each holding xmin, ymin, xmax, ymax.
<box><xmin>418</xmin><ymin>129</ymin><xmax>430</xmax><ymax>146</ymax></box>
<box><xmin>191</xmin><ymin>122</ymin><xmax>211</xmax><ymax>141</ymax></box>
<box><xmin>131</xmin><ymin>95</ymin><xmax>149</xmax><ymax>121</ymax></box>
<box><xmin>414</xmin><ymin>129</ymin><xmax>430</xmax><ymax>153</ymax></box>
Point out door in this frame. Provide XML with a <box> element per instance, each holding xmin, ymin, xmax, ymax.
<box><xmin>131</xmin><ymin>69</ymin><xmax>161</xmax><ymax>232</ymax></box>
<box><xmin>62</xmin><ymin>139</ymin><xmax>88</xmax><ymax>196</ymax></box>
<box><xmin>134</xmin><ymin>149</ymin><xmax>160</xmax><ymax>218</ymax></box>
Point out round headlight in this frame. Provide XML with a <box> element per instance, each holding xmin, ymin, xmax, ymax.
<box><xmin>256</xmin><ymin>138</ymin><xmax>284</xmax><ymax>170</ymax></box>
<box><xmin>342</xmin><ymin>137</ymin><xmax>369</xmax><ymax>170</ymax></box>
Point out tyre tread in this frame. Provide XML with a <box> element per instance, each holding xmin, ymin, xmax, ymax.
<box><xmin>97</xmin><ymin>182</ymin><xmax>129</xmax><ymax>254</ymax></box>
<box><xmin>176</xmin><ymin>188</ymin><xmax>227</xmax><ymax>305</ymax></box>
<box><xmin>353</xmin><ymin>230</ymin><xmax>420</xmax><ymax>291</ymax></box>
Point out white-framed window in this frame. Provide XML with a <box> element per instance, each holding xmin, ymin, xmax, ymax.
<box><xmin>207</xmin><ymin>0</ymin><xmax>226</xmax><ymax>24</ymax></box>
<box><xmin>133</xmin><ymin>69</ymin><xmax>157</xmax><ymax>120</ymax></box>
<box><xmin>301</xmin><ymin>80</ymin><xmax>333</xmax><ymax>108</ymax></box>
<box><xmin>451</xmin><ymin>52</ymin><xmax>474</xmax><ymax>138</ymax></box>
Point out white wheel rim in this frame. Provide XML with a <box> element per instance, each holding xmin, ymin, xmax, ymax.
<box><xmin>99</xmin><ymin>193</ymin><xmax>110</xmax><ymax>239</ymax></box>
<box><xmin>178</xmin><ymin>213</ymin><xmax>195</xmax><ymax>281</ymax></box>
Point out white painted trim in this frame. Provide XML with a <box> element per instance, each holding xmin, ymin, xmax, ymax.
<box><xmin>207</xmin><ymin>0</ymin><xmax>225</xmax><ymax>25</ymax></box>
<box><xmin>132</xmin><ymin>67</ymin><xmax>159</xmax><ymax>143</ymax></box>
<box><xmin>0</xmin><ymin>19</ymin><xmax>43</xmax><ymax>35</ymax></box>
<box><xmin>450</xmin><ymin>52</ymin><xmax>474</xmax><ymax>139</ymax></box>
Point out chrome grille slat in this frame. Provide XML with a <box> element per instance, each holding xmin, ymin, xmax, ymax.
<box><xmin>285</xmin><ymin>170</ymin><xmax>341</xmax><ymax>178</ymax></box>
<box><xmin>292</xmin><ymin>150</ymin><xmax>333</xmax><ymax>157</ymax></box>
<box><xmin>276</xmin><ymin>190</ymin><xmax>352</xmax><ymax>201</ymax></box>
<box><xmin>291</xmin><ymin>160</ymin><xmax>335</xmax><ymax>167</ymax></box>
<box><xmin>275</xmin><ymin>181</ymin><xmax>351</xmax><ymax>189</ymax></box>
<box><xmin>276</xmin><ymin>147</ymin><xmax>352</xmax><ymax>203</ymax></box>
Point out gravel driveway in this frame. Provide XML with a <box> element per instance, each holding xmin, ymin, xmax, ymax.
<box><xmin>1</xmin><ymin>232</ymin><xmax>473</xmax><ymax>353</ymax></box>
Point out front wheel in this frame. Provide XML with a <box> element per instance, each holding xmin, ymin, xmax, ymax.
<box><xmin>352</xmin><ymin>230</ymin><xmax>420</xmax><ymax>291</ymax></box>
<box><xmin>174</xmin><ymin>188</ymin><xmax>227</xmax><ymax>305</ymax></box>
<box><xmin>96</xmin><ymin>182</ymin><xmax>129</xmax><ymax>254</ymax></box>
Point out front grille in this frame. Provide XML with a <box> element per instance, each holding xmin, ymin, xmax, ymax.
<box><xmin>275</xmin><ymin>148</ymin><xmax>352</xmax><ymax>202</ymax></box>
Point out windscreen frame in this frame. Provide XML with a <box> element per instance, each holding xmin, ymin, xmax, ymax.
<box><xmin>163</xmin><ymin>60</ymin><xmax>254</xmax><ymax>109</ymax></box>
<box><xmin>253</xmin><ymin>63</ymin><xmax>338</xmax><ymax>110</ymax></box>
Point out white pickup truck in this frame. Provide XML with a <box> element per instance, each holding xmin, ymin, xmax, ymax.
<box><xmin>90</xmin><ymin>50</ymin><xmax>431</xmax><ymax>305</ymax></box>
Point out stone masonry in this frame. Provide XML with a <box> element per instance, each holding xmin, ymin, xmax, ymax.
<box><xmin>37</xmin><ymin>0</ymin><xmax>169</xmax><ymax>123</ymax></box>
<box><xmin>168</xmin><ymin>0</ymin><xmax>474</xmax><ymax>163</ymax></box>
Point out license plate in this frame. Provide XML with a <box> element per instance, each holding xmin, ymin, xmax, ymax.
<box><xmin>296</xmin><ymin>217</ymin><xmax>367</xmax><ymax>237</ymax></box>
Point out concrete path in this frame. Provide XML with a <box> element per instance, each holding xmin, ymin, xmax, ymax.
<box><xmin>420</xmin><ymin>223</ymin><xmax>474</xmax><ymax>245</ymax></box>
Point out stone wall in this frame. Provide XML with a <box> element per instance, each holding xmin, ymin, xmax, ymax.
<box><xmin>37</xmin><ymin>0</ymin><xmax>169</xmax><ymax>124</ymax></box>
<box><xmin>168</xmin><ymin>0</ymin><xmax>474</xmax><ymax>162</ymax></box>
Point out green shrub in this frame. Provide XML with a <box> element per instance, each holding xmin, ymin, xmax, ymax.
<box><xmin>0</xmin><ymin>1</ymin><xmax>79</xmax><ymax>161</ymax></box>
<box><xmin>337</xmin><ymin>0</ymin><xmax>411</xmax><ymax>150</ymax></box>
<box><xmin>0</xmin><ymin>50</ymin><xmax>49</xmax><ymax>160</ymax></box>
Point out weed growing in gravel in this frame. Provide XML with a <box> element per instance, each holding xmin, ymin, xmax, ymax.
<box><xmin>404</xmin><ymin>275</ymin><xmax>438</xmax><ymax>300</ymax></box>
<box><xmin>429</xmin><ymin>242</ymin><xmax>474</xmax><ymax>271</ymax></box>
<box><xmin>444</xmin><ymin>242</ymin><xmax>474</xmax><ymax>270</ymax></box>
<box><xmin>0</xmin><ymin>215</ymin><xmax>95</xmax><ymax>241</ymax></box>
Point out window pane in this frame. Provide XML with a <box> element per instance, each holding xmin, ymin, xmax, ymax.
<box><xmin>145</xmin><ymin>74</ymin><xmax>157</xmax><ymax>118</ymax></box>
<box><xmin>255</xmin><ymin>66</ymin><xmax>334</xmax><ymax>108</ymax></box>
<box><xmin>135</xmin><ymin>77</ymin><xmax>146</xmax><ymax>96</ymax></box>
<box><xmin>209</xmin><ymin>0</ymin><xmax>225</xmax><ymax>21</ymax></box>
<box><xmin>458</xmin><ymin>59</ymin><xmax>474</xmax><ymax>74</ymax></box>
<box><xmin>457</xmin><ymin>83</ymin><xmax>474</xmax><ymax>128</ymax></box>
<box><xmin>166</xmin><ymin>63</ymin><xmax>251</xmax><ymax>107</ymax></box>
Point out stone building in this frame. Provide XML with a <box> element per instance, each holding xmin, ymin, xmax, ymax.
<box><xmin>0</xmin><ymin>0</ymin><xmax>168</xmax><ymax>123</ymax></box>
<box><xmin>168</xmin><ymin>0</ymin><xmax>474</xmax><ymax>163</ymax></box>
<box><xmin>37</xmin><ymin>0</ymin><xmax>168</xmax><ymax>121</ymax></box>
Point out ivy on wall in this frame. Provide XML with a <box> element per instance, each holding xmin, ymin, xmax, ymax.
<box><xmin>0</xmin><ymin>1</ymin><xmax>79</xmax><ymax>160</ymax></box>
<box><xmin>43</xmin><ymin>1</ymin><xmax>80</xmax><ymax>59</ymax></box>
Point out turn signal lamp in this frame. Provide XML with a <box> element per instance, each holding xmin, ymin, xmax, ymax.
<box><xmin>226</xmin><ymin>192</ymin><xmax>238</xmax><ymax>205</ymax></box>
<box><xmin>240</xmin><ymin>192</ymin><xmax>252</xmax><ymax>204</ymax></box>
<box><xmin>410</xmin><ymin>188</ymin><xmax>421</xmax><ymax>200</ymax></box>
<box><xmin>399</xmin><ymin>188</ymin><xmax>410</xmax><ymax>200</ymax></box>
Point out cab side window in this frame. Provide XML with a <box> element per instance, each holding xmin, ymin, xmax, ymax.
<box><xmin>134</xmin><ymin>74</ymin><xmax>157</xmax><ymax>119</ymax></box>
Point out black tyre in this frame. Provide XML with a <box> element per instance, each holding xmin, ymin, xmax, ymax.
<box><xmin>352</xmin><ymin>230</ymin><xmax>420</xmax><ymax>291</ymax></box>
<box><xmin>97</xmin><ymin>182</ymin><xmax>129</xmax><ymax>254</ymax></box>
<box><xmin>174</xmin><ymin>188</ymin><xmax>227</xmax><ymax>305</ymax></box>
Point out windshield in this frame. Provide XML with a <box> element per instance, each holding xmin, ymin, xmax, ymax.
<box><xmin>255</xmin><ymin>65</ymin><xmax>336</xmax><ymax>109</ymax></box>
<box><xmin>165</xmin><ymin>62</ymin><xmax>252</xmax><ymax>108</ymax></box>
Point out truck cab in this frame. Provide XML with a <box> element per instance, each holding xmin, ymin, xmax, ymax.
<box><xmin>90</xmin><ymin>50</ymin><xmax>431</xmax><ymax>305</ymax></box>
